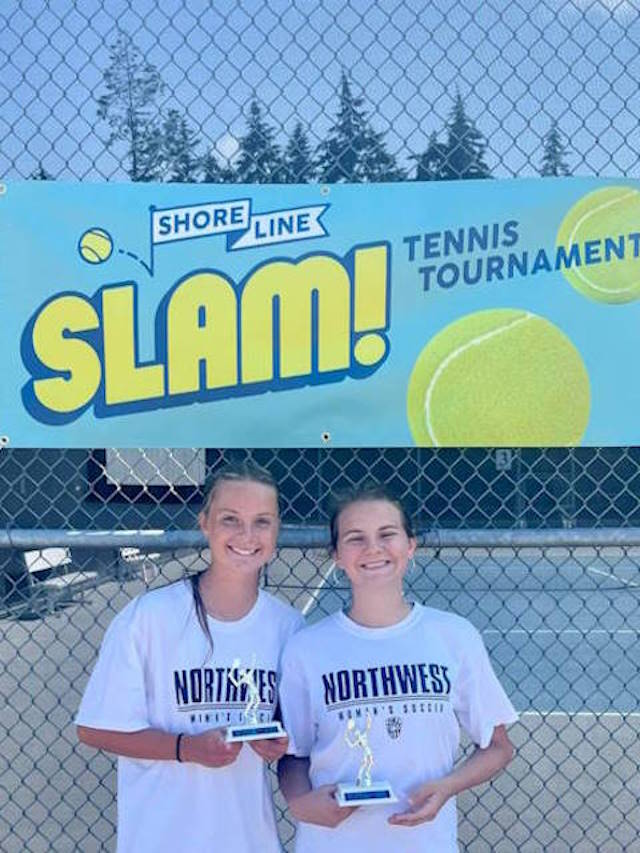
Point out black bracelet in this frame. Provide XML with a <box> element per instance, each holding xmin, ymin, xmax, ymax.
<box><xmin>176</xmin><ymin>733</ymin><xmax>184</xmax><ymax>763</ymax></box>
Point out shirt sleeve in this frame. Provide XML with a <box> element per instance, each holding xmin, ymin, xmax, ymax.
<box><xmin>75</xmin><ymin>597</ymin><xmax>150</xmax><ymax>732</ymax></box>
<box><xmin>452</xmin><ymin>623</ymin><xmax>518</xmax><ymax>748</ymax></box>
<box><xmin>279</xmin><ymin>639</ymin><xmax>314</xmax><ymax>757</ymax></box>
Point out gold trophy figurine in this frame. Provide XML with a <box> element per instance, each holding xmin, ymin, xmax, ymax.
<box><xmin>336</xmin><ymin>713</ymin><xmax>397</xmax><ymax>806</ymax></box>
<box><xmin>225</xmin><ymin>655</ymin><xmax>286</xmax><ymax>743</ymax></box>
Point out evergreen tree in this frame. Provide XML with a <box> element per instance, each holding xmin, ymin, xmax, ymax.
<box><xmin>316</xmin><ymin>72</ymin><xmax>404</xmax><ymax>182</ymax></box>
<box><xmin>134</xmin><ymin>124</ymin><xmax>164</xmax><ymax>182</ymax></box>
<box><xmin>282</xmin><ymin>122</ymin><xmax>315</xmax><ymax>182</ymax></box>
<box><xmin>201</xmin><ymin>150</ymin><xmax>236</xmax><ymax>182</ymax></box>
<box><xmin>97</xmin><ymin>32</ymin><xmax>165</xmax><ymax>181</ymax></box>
<box><xmin>441</xmin><ymin>92</ymin><xmax>491</xmax><ymax>180</ymax></box>
<box><xmin>360</xmin><ymin>127</ymin><xmax>406</xmax><ymax>182</ymax></box>
<box><xmin>413</xmin><ymin>132</ymin><xmax>448</xmax><ymax>180</ymax></box>
<box><xmin>315</xmin><ymin>72</ymin><xmax>361</xmax><ymax>182</ymax></box>
<box><xmin>235</xmin><ymin>99</ymin><xmax>282</xmax><ymax>183</ymax></box>
<box><xmin>162</xmin><ymin>109</ymin><xmax>201</xmax><ymax>182</ymax></box>
<box><xmin>540</xmin><ymin>120</ymin><xmax>570</xmax><ymax>176</ymax></box>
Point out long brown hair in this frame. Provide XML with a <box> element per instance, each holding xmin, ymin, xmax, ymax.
<box><xmin>191</xmin><ymin>461</ymin><xmax>278</xmax><ymax>653</ymax></box>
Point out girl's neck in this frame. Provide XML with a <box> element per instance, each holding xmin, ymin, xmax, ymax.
<box><xmin>199</xmin><ymin>567</ymin><xmax>259</xmax><ymax>621</ymax></box>
<box><xmin>348</xmin><ymin>588</ymin><xmax>411</xmax><ymax>628</ymax></box>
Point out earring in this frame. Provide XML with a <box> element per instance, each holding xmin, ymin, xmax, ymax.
<box><xmin>407</xmin><ymin>556</ymin><xmax>417</xmax><ymax>576</ymax></box>
<box><xmin>328</xmin><ymin>561</ymin><xmax>340</xmax><ymax>584</ymax></box>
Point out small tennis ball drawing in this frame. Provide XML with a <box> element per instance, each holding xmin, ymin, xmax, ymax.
<box><xmin>407</xmin><ymin>309</ymin><xmax>590</xmax><ymax>447</ymax></box>
<box><xmin>78</xmin><ymin>227</ymin><xmax>113</xmax><ymax>264</ymax></box>
<box><xmin>556</xmin><ymin>186</ymin><xmax>640</xmax><ymax>304</ymax></box>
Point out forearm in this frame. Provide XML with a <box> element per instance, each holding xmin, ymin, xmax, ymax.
<box><xmin>277</xmin><ymin>755</ymin><xmax>356</xmax><ymax>827</ymax></box>
<box><xmin>277</xmin><ymin>754</ymin><xmax>312</xmax><ymax>802</ymax></box>
<box><xmin>441</xmin><ymin>732</ymin><xmax>513</xmax><ymax>798</ymax></box>
<box><xmin>77</xmin><ymin>725</ymin><xmax>179</xmax><ymax>761</ymax></box>
<box><xmin>78</xmin><ymin>724</ymin><xmax>243</xmax><ymax>767</ymax></box>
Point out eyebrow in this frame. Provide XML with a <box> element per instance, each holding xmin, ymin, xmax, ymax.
<box><xmin>216</xmin><ymin>508</ymin><xmax>276</xmax><ymax>517</ymax></box>
<box><xmin>342</xmin><ymin>523</ymin><xmax>400</xmax><ymax>535</ymax></box>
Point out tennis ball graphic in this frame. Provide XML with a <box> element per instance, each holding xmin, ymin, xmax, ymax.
<box><xmin>407</xmin><ymin>309</ymin><xmax>590</xmax><ymax>447</ymax></box>
<box><xmin>79</xmin><ymin>227</ymin><xmax>113</xmax><ymax>264</ymax></box>
<box><xmin>556</xmin><ymin>186</ymin><xmax>640</xmax><ymax>303</ymax></box>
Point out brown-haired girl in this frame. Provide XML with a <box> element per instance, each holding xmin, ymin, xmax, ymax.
<box><xmin>278</xmin><ymin>485</ymin><xmax>516</xmax><ymax>853</ymax></box>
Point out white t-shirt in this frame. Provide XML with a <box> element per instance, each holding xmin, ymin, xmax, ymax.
<box><xmin>280</xmin><ymin>603</ymin><xmax>518</xmax><ymax>853</ymax></box>
<box><xmin>76</xmin><ymin>581</ymin><xmax>304</xmax><ymax>853</ymax></box>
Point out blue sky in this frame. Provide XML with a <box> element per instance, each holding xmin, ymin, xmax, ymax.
<box><xmin>1</xmin><ymin>0</ymin><xmax>640</xmax><ymax>180</ymax></box>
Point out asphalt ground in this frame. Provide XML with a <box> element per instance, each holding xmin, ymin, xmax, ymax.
<box><xmin>1</xmin><ymin>545</ymin><xmax>638</xmax><ymax>851</ymax></box>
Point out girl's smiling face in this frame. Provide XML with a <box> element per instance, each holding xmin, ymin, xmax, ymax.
<box><xmin>199</xmin><ymin>479</ymin><xmax>279</xmax><ymax>578</ymax></box>
<box><xmin>333</xmin><ymin>499</ymin><xmax>416</xmax><ymax>590</ymax></box>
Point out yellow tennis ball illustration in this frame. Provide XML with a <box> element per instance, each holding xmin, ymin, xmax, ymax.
<box><xmin>407</xmin><ymin>309</ymin><xmax>590</xmax><ymax>447</ymax></box>
<box><xmin>556</xmin><ymin>186</ymin><xmax>640</xmax><ymax>303</ymax></box>
<box><xmin>79</xmin><ymin>227</ymin><xmax>113</xmax><ymax>264</ymax></box>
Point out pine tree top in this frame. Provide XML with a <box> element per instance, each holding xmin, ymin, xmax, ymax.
<box><xmin>316</xmin><ymin>71</ymin><xmax>404</xmax><ymax>182</ymax></box>
<box><xmin>235</xmin><ymin>98</ymin><xmax>283</xmax><ymax>183</ymax></box>
<box><xmin>540</xmin><ymin>119</ymin><xmax>570</xmax><ymax>177</ymax></box>
<box><xmin>442</xmin><ymin>91</ymin><xmax>491</xmax><ymax>180</ymax></box>
<box><xmin>283</xmin><ymin>122</ymin><xmax>315</xmax><ymax>183</ymax></box>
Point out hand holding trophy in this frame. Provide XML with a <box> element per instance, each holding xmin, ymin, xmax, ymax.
<box><xmin>225</xmin><ymin>655</ymin><xmax>287</xmax><ymax>743</ymax></box>
<box><xmin>336</xmin><ymin>713</ymin><xmax>397</xmax><ymax>806</ymax></box>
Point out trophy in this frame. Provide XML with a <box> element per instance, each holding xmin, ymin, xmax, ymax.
<box><xmin>225</xmin><ymin>655</ymin><xmax>286</xmax><ymax>743</ymax></box>
<box><xmin>336</xmin><ymin>713</ymin><xmax>397</xmax><ymax>806</ymax></box>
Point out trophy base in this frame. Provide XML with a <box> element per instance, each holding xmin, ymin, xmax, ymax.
<box><xmin>336</xmin><ymin>781</ymin><xmax>398</xmax><ymax>807</ymax></box>
<box><xmin>225</xmin><ymin>720</ymin><xmax>286</xmax><ymax>743</ymax></box>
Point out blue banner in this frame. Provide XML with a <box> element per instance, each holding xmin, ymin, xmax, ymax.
<box><xmin>2</xmin><ymin>178</ymin><xmax>639</xmax><ymax>447</ymax></box>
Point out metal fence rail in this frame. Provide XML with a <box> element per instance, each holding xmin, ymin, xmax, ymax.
<box><xmin>1</xmin><ymin>528</ymin><xmax>639</xmax><ymax>852</ymax></box>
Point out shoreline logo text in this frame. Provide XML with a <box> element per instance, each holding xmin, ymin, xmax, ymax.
<box><xmin>21</xmin><ymin>192</ymin><xmax>390</xmax><ymax>424</ymax></box>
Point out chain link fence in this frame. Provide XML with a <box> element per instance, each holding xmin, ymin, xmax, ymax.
<box><xmin>1</xmin><ymin>448</ymin><xmax>640</xmax><ymax>851</ymax></box>
<box><xmin>2</xmin><ymin>0</ymin><xmax>640</xmax><ymax>850</ymax></box>
<box><xmin>3</xmin><ymin>1</ymin><xmax>640</xmax><ymax>182</ymax></box>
